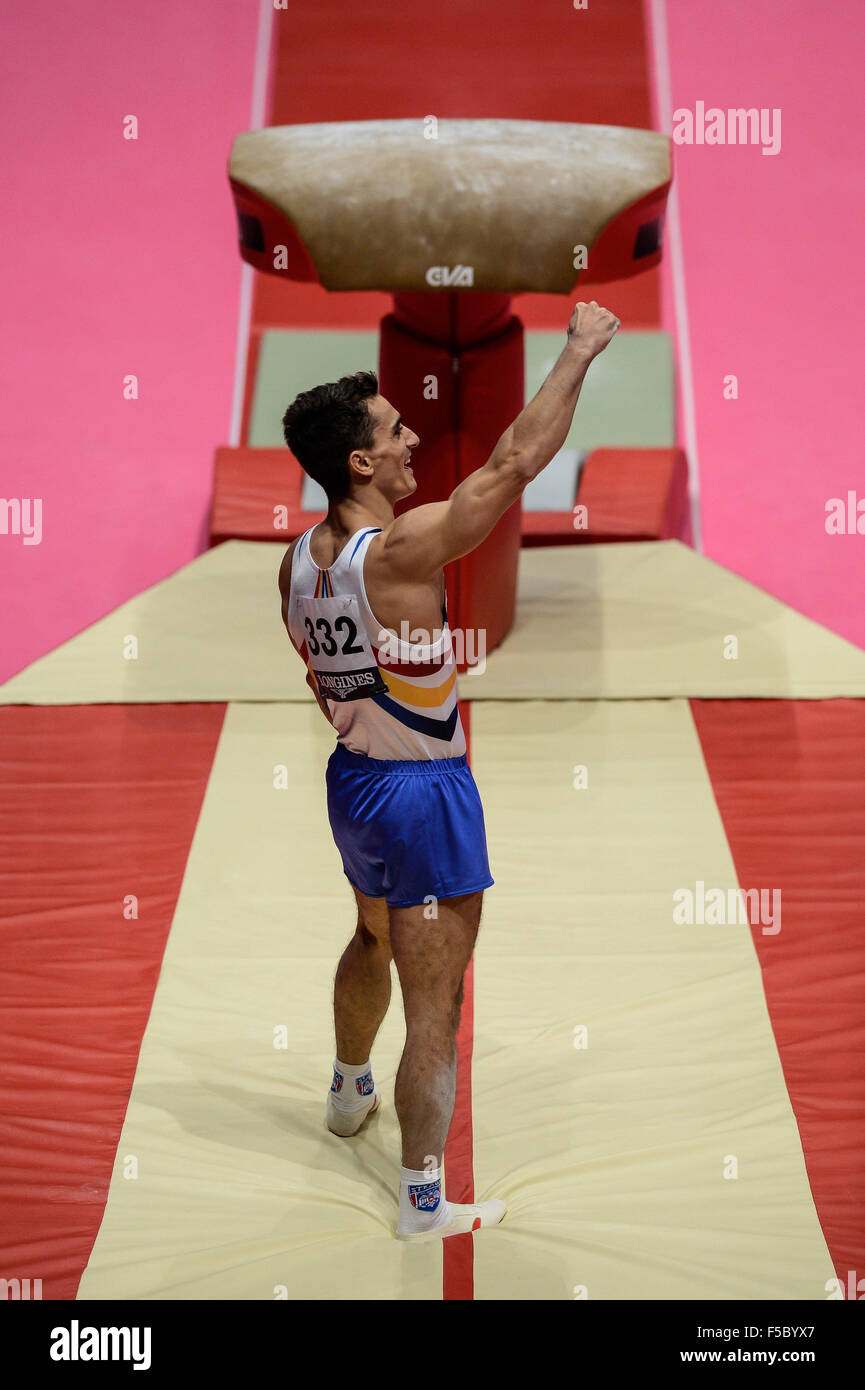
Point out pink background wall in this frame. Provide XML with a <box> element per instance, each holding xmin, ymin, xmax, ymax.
<box><xmin>2</xmin><ymin>1</ymin><xmax>863</xmax><ymax>685</ymax></box>
<box><xmin>0</xmin><ymin>2</ymin><xmax>258</xmax><ymax>682</ymax></box>
<box><xmin>657</xmin><ymin>0</ymin><xmax>865</xmax><ymax>648</ymax></box>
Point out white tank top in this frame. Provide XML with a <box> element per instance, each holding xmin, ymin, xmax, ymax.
<box><xmin>286</xmin><ymin>525</ymin><xmax>467</xmax><ymax>761</ymax></box>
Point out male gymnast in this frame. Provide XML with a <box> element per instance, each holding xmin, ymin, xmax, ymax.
<box><xmin>278</xmin><ymin>300</ymin><xmax>619</xmax><ymax>1239</ymax></box>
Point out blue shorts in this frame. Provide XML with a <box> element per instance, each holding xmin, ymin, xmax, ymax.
<box><xmin>325</xmin><ymin>741</ymin><xmax>494</xmax><ymax>908</ymax></box>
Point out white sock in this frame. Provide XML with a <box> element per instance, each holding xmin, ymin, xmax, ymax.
<box><xmin>329</xmin><ymin>1057</ymin><xmax>375</xmax><ymax>1111</ymax></box>
<box><xmin>398</xmin><ymin>1164</ymin><xmax>452</xmax><ymax>1233</ymax></box>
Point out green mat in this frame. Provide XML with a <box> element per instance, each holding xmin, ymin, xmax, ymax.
<box><xmin>249</xmin><ymin>331</ymin><xmax>381</xmax><ymax>448</ymax></box>
<box><xmin>524</xmin><ymin>330</ymin><xmax>674</xmax><ymax>450</ymax></box>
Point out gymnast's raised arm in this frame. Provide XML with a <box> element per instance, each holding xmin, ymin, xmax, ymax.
<box><xmin>375</xmin><ymin>301</ymin><xmax>620</xmax><ymax>580</ymax></box>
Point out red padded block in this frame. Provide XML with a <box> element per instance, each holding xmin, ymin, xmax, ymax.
<box><xmin>391</xmin><ymin>293</ymin><xmax>514</xmax><ymax>348</ymax></box>
<box><xmin>521</xmin><ymin>446</ymin><xmax>689</xmax><ymax>546</ymax></box>
<box><xmin>379</xmin><ymin>310</ymin><xmax>524</xmax><ymax>658</ymax></box>
<box><xmin>578</xmin><ymin>446</ymin><xmax>688</xmax><ymax>539</ymax></box>
<box><xmin>210</xmin><ymin>447</ymin><xmax>322</xmax><ymax>545</ymax></box>
<box><xmin>454</xmin><ymin>321</ymin><xmax>525</xmax><ymax>654</ymax></box>
<box><xmin>378</xmin><ymin>318</ymin><xmax>457</xmax><ymax>481</ymax></box>
<box><xmin>378</xmin><ymin>321</ymin><xmax>465</xmax><ymax>613</ymax></box>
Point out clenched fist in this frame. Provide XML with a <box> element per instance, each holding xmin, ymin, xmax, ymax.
<box><xmin>567</xmin><ymin>301</ymin><xmax>621</xmax><ymax>357</ymax></box>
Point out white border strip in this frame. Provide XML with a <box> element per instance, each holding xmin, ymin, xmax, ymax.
<box><xmin>645</xmin><ymin>0</ymin><xmax>703</xmax><ymax>551</ymax></box>
<box><xmin>228</xmin><ymin>0</ymin><xmax>275</xmax><ymax>447</ymax></box>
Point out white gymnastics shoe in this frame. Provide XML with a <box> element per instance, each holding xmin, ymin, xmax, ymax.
<box><xmin>395</xmin><ymin>1198</ymin><xmax>507</xmax><ymax>1241</ymax></box>
<box><xmin>326</xmin><ymin>1087</ymin><xmax>381</xmax><ymax>1137</ymax></box>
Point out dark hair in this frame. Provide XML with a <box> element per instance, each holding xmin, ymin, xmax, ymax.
<box><xmin>282</xmin><ymin>370</ymin><xmax>379</xmax><ymax>500</ymax></box>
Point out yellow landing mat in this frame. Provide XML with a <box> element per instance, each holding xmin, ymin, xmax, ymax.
<box><xmin>469</xmin><ymin>700</ymin><xmax>834</xmax><ymax>1300</ymax></box>
<box><xmin>77</xmin><ymin>702</ymin><xmax>441</xmax><ymax>1300</ymax></box>
<box><xmin>3</xmin><ymin>540</ymin><xmax>864</xmax><ymax>705</ymax></box>
<box><xmin>1</xmin><ymin>542</ymin><xmax>298</xmax><ymax>707</ymax></box>
<box><xmin>78</xmin><ymin>699</ymin><xmax>834</xmax><ymax>1299</ymax></box>
<box><xmin>468</xmin><ymin>543</ymin><xmax>865</xmax><ymax>699</ymax></box>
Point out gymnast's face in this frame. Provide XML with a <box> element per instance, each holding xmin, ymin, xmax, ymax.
<box><xmin>360</xmin><ymin>395</ymin><xmax>420</xmax><ymax>502</ymax></box>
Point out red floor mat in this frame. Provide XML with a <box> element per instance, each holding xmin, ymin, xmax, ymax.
<box><xmin>0</xmin><ymin>704</ymin><xmax>226</xmax><ymax>1299</ymax></box>
<box><xmin>691</xmin><ymin>698</ymin><xmax>865</xmax><ymax>1289</ymax></box>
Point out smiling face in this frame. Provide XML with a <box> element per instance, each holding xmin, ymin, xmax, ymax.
<box><xmin>348</xmin><ymin>395</ymin><xmax>420</xmax><ymax>503</ymax></box>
